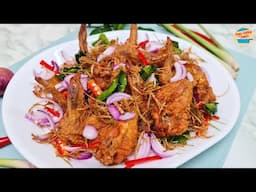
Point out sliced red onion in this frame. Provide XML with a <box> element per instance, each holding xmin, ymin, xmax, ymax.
<box><xmin>72</xmin><ymin>152</ymin><xmax>93</xmax><ymax>160</ymax></box>
<box><xmin>107</xmin><ymin>104</ymin><xmax>121</xmax><ymax>120</ymax></box>
<box><xmin>180</xmin><ymin>64</ymin><xmax>187</xmax><ymax>79</ymax></box>
<box><xmin>147</xmin><ymin>73</ymin><xmax>157</xmax><ymax>84</ymax></box>
<box><xmin>55</xmin><ymin>81</ymin><xmax>68</xmax><ymax>92</ymax></box>
<box><xmin>33</xmin><ymin>69</ymin><xmax>54</xmax><ymax>80</ymax></box>
<box><xmin>200</xmin><ymin>66</ymin><xmax>211</xmax><ymax>84</ymax></box>
<box><xmin>177</xmin><ymin>60</ymin><xmax>187</xmax><ymax>65</ymax></box>
<box><xmin>80</xmin><ymin>74</ymin><xmax>88</xmax><ymax>91</ymax></box>
<box><xmin>150</xmin><ymin>133</ymin><xmax>176</xmax><ymax>158</ymax></box>
<box><xmin>119</xmin><ymin>112</ymin><xmax>135</xmax><ymax>121</ymax></box>
<box><xmin>186</xmin><ymin>72</ymin><xmax>194</xmax><ymax>82</ymax></box>
<box><xmin>25</xmin><ymin>113</ymin><xmax>50</xmax><ymax>127</ymax></box>
<box><xmin>97</xmin><ymin>46</ymin><xmax>116</xmax><ymax>62</ymax></box>
<box><xmin>51</xmin><ymin>60</ymin><xmax>60</xmax><ymax>72</ymax></box>
<box><xmin>136</xmin><ymin>132</ymin><xmax>151</xmax><ymax>159</ymax></box>
<box><xmin>106</xmin><ymin>92</ymin><xmax>131</xmax><ymax>105</ymax></box>
<box><xmin>72</xmin><ymin>152</ymin><xmax>92</xmax><ymax>160</ymax></box>
<box><xmin>170</xmin><ymin>62</ymin><xmax>183</xmax><ymax>83</ymax></box>
<box><xmin>170</xmin><ymin>62</ymin><xmax>187</xmax><ymax>83</ymax></box>
<box><xmin>145</xmin><ymin>41</ymin><xmax>163</xmax><ymax>53</ymax></box>
<box><xmin>0</xmin><ymin>67</ymin><xmax>14</xmax><ymax>96</ymax></box>
<box><xmin>35</xmin><ymin>109</ymin><xmax>55</xmax><ymax>130</ymax></box>
<box><xmin>113</xmin><ymin>63</ymin><xmax>126</xmax><ymax>71</ymax></box>
<box><xmin>54</xmin><ymin>49</ymin><xmax>75</xmax><ymax>65</ymax></box>
<box><xmin>64</xmin><ymin>74</ymin><xmax>75</xmax><ymax>85</ymax></box>
<box><xmin>63</xmin><ymin>146</ymin><xmax>82</xmax><ymax>153</ymax></box>
<box><xmin>40</xmin><ymin>98</ymin><xmax>64</xmax><ymax>123</ymax></box>
<box><xmin>83</xmin><ymin>125</ymin><xmax>98</xmax><ymax>140</ymax></box>
<box><xmin>54</xmin><ymin>74</ymin><xmax>75</xmax><ymax>92</ymax></box>
<box><xmin>32</xmin><ymin>133</ymin><xmax>51</xmax><ymax>142</ymax></box>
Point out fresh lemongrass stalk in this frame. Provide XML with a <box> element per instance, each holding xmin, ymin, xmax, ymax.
<box><xmin>159</xmin><ymin>24</ymin><xmax>237</xmax><ymax>79</ymax></box>
<box><xmin>175</xmin><ymin>24</ymin><xmax>239</xmax><ymax>71</ymax></box>
<box><xmin>159</xmin><ymin>24</ymin><xmax>200</xmax><ymax>46</ymax></box>
<box><xmin>0</xmin><ymin>159</ymin><xmax>35</xmax><ymax>168</ymax></box>
<box><xmin>198</xmin><ymin>24</ymin><xmax>225</xmax><ymax>50</ymax></box>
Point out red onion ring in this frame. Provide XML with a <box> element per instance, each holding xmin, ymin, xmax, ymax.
<box><xmin>145</xmin><ymin>41</ymin><xmax>163</xmax><ymax>53</ymax></box>
<box><xmin>51</xmin><ymin>60</ymin><xmax>60</xmax><ymax>72</ymax></box>
<box><xmin>39</xmin><ymin>98</ymin><xmax>64</xmax><ymax>123</ymax></box>
<box><xmin>80</xmin><ymin>74</ymin><xmax>88</xmax><ymax>91</ymax></box>
<box><xmin>136</xmin><ymin>132</ymin><xmax>151</xmax><ymax>159</ymax></box>
<box><xmin>33</xmin><ymin>69</ymin><xmax>54</xmax><ymax>80</ymax></box>
<box><xmin>119</xmin><ymin>112</ymin><xmax>135</xmax><ymax>121</ymax></box>
<box><xmin>106</xmin><ymin>93</ymin><xmax>131</xmax><ymax>105</ymax></box>
<box><xmin>113</xmin><ymin>63</ymin><xmax>126</xmax><ymax>71</ymax></box>
<box><xmin>63</xmin><ymin>146</ymin><xmax>82</xmax><ymax>153</ymax></box>
<box><xmin>107</xmin><ymin>104</ymin><xmax>121</xmax><ymax>120</ymax></box>
<box><xmin>83</xmin><ymin>125</ymin><xmax>98</xmax><ymax>140</ymax></box>
<box><xmin>150</xmin><ymin>133</ymin><xmax>176</xmax><ymax>158</ymax></box>
<box><xmin>170</xmin><ymin>62</ymin><xmax>183</xmax><ymax>82</ymax></box>
<box><xmin>73</xmin><ymin>152</ymin><xmax>93</xmax><ymax>160</ymax></box>
<box><xmin>186</xmin><ymin>72</ymin><xmax>194</xmax><ymax>82</ymax></box>
<box><xmin>97</xmin><ymin>46</ymin><xmax>115</xmax><ymax>62</ymax></box>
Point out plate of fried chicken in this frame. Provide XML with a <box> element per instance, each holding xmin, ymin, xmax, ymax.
<box><xmin>2</xmin><ymin>24</ymin><xmax>240</xmax><ymax>168</ymax></box>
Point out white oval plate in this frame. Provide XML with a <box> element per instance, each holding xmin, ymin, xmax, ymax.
<box><xmin>2</xmin><ymin>30</ymin><xmax>240</xmax><ymax>168</ymax></box>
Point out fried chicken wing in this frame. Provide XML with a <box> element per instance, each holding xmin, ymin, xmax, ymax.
<box><xmin>93</xmin><ymin>114</ymin><xmax>138</xmax><ymax>165</ymax></box>
<box><xmin>152</xmin><ymin>79</ymin><xmax>193</xmax><ymax>137</ymax></box>
<box><xmin>185</xmin><ymin>64</ymin><xmax>216</xmax><ymax>103</ymax></box>
<box><xmin>57</xmin><ymin>73</ymin><xmax>88</xmax><ymax>145</ymax></box>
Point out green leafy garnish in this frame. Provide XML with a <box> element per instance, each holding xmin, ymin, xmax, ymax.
<box><xmin>139</xmin><ymin>65</ymin><xmax>157</xmax><ymax>81</ymax></box>
<box><xmin>172</xmin><ymin>40</ymin><xmax>182</xmax><ymax>55</ymax></box>
<box><xmin>90</xmin><ymin>24</ymin><xmax>112</xmax><ymax>35</ymax></box>
<box><xmin>75</xmin><ymin>50</ymin><xmax>86</xmax><ymax>64</ymax></box>
<box><xmin>89</xmin><ymin>24</ymin><xmax>126</xmax><ymax>35</ymax></box>
<box><xmin>63</xmin><ymin>66</ymin><xmax>80</xmax><ymax>73</ymax></box>
<box><xmin>167</xmin><ymin>131</ymin><xmax>190</xmax><ymax>144</ymax></box>
<box><xmin>138</xmin><ymin>26</ymin><xmax>155</xmax><ymax>31</ymax></box>
<box><xmin>204</xmin><ymin>102</ymin><xmax>218</xmax><ymax>115</ymax></box>
<box><xmin>55</xmin><ymin>73</ymin><xmax>66</xmax><ymax>81</ymax></box>
<box><xmin>92</xmin><ymin>33</ymin><xmax>110</xmax><ymax>46</ymax></box>
<box><xmin>112</xmin><ymin>24</ymin><xmax>126</xmax><ymax>30</ymax></box>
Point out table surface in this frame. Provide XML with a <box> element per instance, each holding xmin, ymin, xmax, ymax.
<box><xmin>1</xmin><ymin>24</ymin><xmax>256</xmax><ymax>168</ymax></box>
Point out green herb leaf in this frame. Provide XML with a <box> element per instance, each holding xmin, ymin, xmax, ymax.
<box><xmin>167</xmin><ymin>131</ymin><xmax>190</xmax><ymax>144</ymax></box>
<box><xmin>90</xmin><ymin>26</ymin><xmax>112</xmax><ymax>35</ymax></box>
<box><xmin>112</xmin><ymin>24</ymin><xmax>126</xmax><ymax>30</ymax></box>
<box><xmin>75</xmin><ymin>50</ymin><xmax>86</xmax><ymax>64</ymax></box>
<box><xmin>204</xmin><ymin>102</ymin><xmax>218</xmax><ymax>115</ymax></box>
<box><xmin>138</xmin><ymin>26</ymin><xmax>155</xmax><ymax>31</ymax></box>
<box><xmin>139</xmin><ymin>65</ymin><xmax>157</xmax><ymax>81</ymax></box>
<box><xmin>172</xmin><ymin>40</ymin><xmax>182</xmax><ymax>54</ymax></box>
<box><xmin>63</xmin><ymin>66</ymin><xmax>80</xmax><ymax>73</ymax></box>
<box><xmin>92</xmin><ymin>33</ymin><xmax>110</xmax><ymax>46</ymax></box>
<box><xmin>55</xmin><ymin>73</ymin><xmax>66</xmax><ymax>81</ymax></box>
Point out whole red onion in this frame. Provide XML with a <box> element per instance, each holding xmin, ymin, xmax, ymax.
<box><xmin>0</xmin><ymin>67</ymin><xmax>14</xmax><ymax>96</ymax></box>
